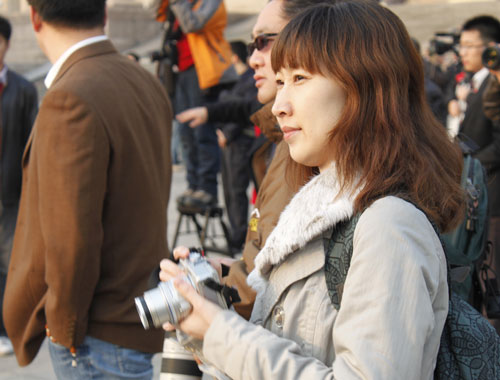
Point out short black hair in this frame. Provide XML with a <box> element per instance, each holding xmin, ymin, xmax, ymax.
<box><xmin>27</xmin><ymin>0</ymin><xmax>106</xmax><ymax>29</ymax></box>
<box><xmin>0</xmin><ymin>15</ymin><xmax>12</xmax><ymax>41</ymax></box>
<box><xmin>230</xmin><ymin>41</ymin><xmax>248</xmax><ymax>64</ymax></box>
<box><xmin>462</xmin><ymin>15</ymin><xmax>500</xmax><ymax>43</ymax></box>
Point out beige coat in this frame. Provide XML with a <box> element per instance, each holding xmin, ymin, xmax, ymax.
<box><xmin>3</xmin><ymin>41</ymin><xmax>172</xmax><ymax>365</ymax></box>
<box><xmin>203</xmin><ymin>167</ymin><xmax>449</xmax><ymax>380</ymax></box>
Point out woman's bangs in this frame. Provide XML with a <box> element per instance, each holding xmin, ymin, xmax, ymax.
<box><xmin>271</xmin><ymin>19</ymin><xmax>323</xmax><ymax>74</ymax></box>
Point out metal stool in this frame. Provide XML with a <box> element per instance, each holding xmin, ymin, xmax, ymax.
<box><xmin>171</xmin><ymin>202</ymin><xmax>233</xmax><ymax>256</ymax></box>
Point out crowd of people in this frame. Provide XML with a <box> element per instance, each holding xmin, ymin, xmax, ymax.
<box><xmin>1</xmin><ymin>0</ymin><xmax>500</xmax><ymax>379</ymax></box>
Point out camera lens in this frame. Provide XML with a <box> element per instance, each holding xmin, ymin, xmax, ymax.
<box><xmin>135</xmin><ymin>279</ymin><xmax>192</xmax><ymax>329</ymax></box>
<box><xmin>135</xmin><ymin>296</ymin><xmax>154</xmax><ymax>330</ymax></box>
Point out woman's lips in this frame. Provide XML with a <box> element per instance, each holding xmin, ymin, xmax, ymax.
<box><xmin>281</xmin><ymin>126</ymin><xmax>300</xmax><ymax>141</ymax></box>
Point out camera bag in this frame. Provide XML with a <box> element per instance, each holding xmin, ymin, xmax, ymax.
<box><xmin>324</xmin><ymin>202</ymin><xmax>500</xmax><ymax>380</ymax></box>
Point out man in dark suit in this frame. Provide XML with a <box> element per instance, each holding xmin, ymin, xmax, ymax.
<box><xmin>0</xmin><ymin>14</ymin><xmax>38</xmax><ymax>357</ymax></box>
<box><xmin>448</xmin><ymin>15</ymin><xmax>500</xmax><ymax>332</ymax></box>
<box><xmin>3</xmin><ymin>1</ymin><xmax>172</xmax><ymax>378</ymax></box>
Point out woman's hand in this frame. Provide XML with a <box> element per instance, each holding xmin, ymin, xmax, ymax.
<box><xmin>159</xmin><ymin>246</ymin><xmax>190</xmax><ymax>282</ymax></box>
<box><xmin>163</xmin><ymin>276</ymin><xmax>222</xmax><ymax>340</ymax></box>
<box><xmin>160</xmin><ymin>246</ymin><xmax>237</xmax><ymax>282</ymax></box>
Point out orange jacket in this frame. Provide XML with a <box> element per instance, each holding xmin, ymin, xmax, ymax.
<box><xmin>158</xmin><ymin>0</ymin><xmax>235</xmax><ymax>90</ymax></box>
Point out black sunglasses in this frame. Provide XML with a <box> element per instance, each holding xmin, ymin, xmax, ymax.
<box><xmin>247</xmin><ymin>33</ymin><xmax>278</xmax><ymax>56</ymax></box>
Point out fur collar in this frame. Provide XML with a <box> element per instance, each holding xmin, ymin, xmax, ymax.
<box><xmin>247</xmin><ymin>166</ymin><xmax>357</xmax><ymax>292</ymax></box>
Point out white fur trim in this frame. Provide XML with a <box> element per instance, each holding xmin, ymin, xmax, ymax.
<box><xmin>247</xmin><ymin>166</ymin><xmax>357</xmax><ymax>292</ymax></box>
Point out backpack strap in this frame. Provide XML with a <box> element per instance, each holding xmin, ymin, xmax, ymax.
<box><xmin>323</xmin><ymin>214</ymin><xmax>360</xmax><ymax>310</ymax></box>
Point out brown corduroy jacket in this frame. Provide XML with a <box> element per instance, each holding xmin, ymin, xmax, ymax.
<box><xmin>3</xmin><ymin>40</ymin><xmax>173</xmax><ymax>366</ymax></box>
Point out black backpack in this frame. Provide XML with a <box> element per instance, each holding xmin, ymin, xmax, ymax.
<box><xmin>324</xmin><ymin>211</ymin><xmax>500</xmax><ymax>379</ymax></box>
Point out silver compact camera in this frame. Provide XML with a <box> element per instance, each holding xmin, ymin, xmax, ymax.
<box><xmin>135</xmin><ymin>248</ymin><xmax>228</xmax><ymax>329</ymax></box>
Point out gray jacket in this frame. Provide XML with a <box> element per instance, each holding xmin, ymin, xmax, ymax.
<box><xmin>170</xmin><ymin>0</ymin><xmax>221</xmax><ymax>33</ymax></box>
<box><xmin>203</xmin><ymin>167</ymin><xmax>449</xmax><ymax>380</ymax></box>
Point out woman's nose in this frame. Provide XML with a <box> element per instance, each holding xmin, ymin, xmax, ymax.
<box><xmin>272</xmin><ymin>92</ymin><xmax>292</xmax><ymax>118</ymax></box>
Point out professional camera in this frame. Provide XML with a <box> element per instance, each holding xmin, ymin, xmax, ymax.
<box><xmin>150</xmin><ymin>50</ymin><xmax>168</xmax><ymax>62</ymax></box>
<box><xmin>429</xmin><ymin>32</ymin><xmax>459</xmax><ymax>56</ymax></box>
<box><xmin>482</xmin><ymin>45</ymin><xmax>500</xmax><ymax>71</ymax></box>
<box><xmin>150</xmin><ymin>39</ymin><xmax>177</xmax><ymax>63</ymax></box>
<box><xmin>135</xmin><ymin>248</ymin><xmax>229</xmax><ymax>329</ymax></box>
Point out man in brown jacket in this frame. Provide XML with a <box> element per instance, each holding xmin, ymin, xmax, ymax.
<box><xmin>3</xmin><ymin>1</ymin><xmax>172</xmax><ymax>378</ymax></box>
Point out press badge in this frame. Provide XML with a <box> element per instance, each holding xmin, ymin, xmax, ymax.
<box><xmin>249</xmin><ymin>208</ymin><xmax>260</xmax><ymax>232</ymax></box>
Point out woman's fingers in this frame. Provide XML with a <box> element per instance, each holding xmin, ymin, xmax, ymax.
<box><xmin>173</xmin><ymin>277</ymin><xmax>202</xmax><ymax>306</ymax></box>
<box><xmin>159</xmin><ymin>259</ymin><xmax>183</xmax><ymax>281</ymax></box>
<box><xmin>173</xmin><ymin>246</ymin><xmax>190</xmax><ymax>260</ymax></box>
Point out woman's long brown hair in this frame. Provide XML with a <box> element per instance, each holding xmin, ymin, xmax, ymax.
<box><xmin>271</xmin><ymin>0</ymin><xmax>464</xmax><ymax>232</ymax></box>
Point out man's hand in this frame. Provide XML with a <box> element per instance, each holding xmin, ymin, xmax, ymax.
<box><xmin>216</xmin><ymin>129</ymin><xmax>227</xmax><ymax>148</ymax></box>
<box><xmin>456</xmin><ymin>83</ymin><xmax>471</xmax><ymax>101</ymax></box>
<box><xmin>176</xmin><ymin>107</ymin><xmax>208</xmax><ymax>128</ymax></box>
<box><xmin>448</xmin><ymin>99</ymin><xmax>461</xmax><ymax>117</ymax></box>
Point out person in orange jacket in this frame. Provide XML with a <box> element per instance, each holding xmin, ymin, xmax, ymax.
<box><xmin>156</xmin><ymin>0</ymin><xmax>237</xmax><ymax>209</ymax></box>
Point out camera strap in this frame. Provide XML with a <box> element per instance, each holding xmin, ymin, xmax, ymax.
<box><xmin>204</xmin><ymin>279</ymin><xmax>241</xmax><ymax>307</ymax></box>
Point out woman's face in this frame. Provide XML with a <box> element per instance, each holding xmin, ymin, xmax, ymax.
<box><xmin>272</xmin><ymin>68</ymin><xmax>346</xmax><ymax>172</ymax></box>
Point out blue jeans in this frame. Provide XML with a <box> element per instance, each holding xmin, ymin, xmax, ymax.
<box><xmin>48</xmin><ymin>336</ymin><xmax>154</xmax><ymax>380</ymax></box>
<box><xmin>174</xmin><ymin>66</ymin><xmax>220</xmax><ymax>197</ymax></box>
<box><xmin>171</xmin><ymin>120</ymin><xmax>183</xmax><ymax>165</ymax></box>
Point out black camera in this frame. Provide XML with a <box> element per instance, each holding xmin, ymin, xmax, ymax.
<box><xmin>150</xmin><ymin>50</ymin><xmax>168</xmax><ymax>62</ymax></box>
<box><xmin>482</xmin><ymin>45</ymin><xmax>500</xmax><ymax>71</ymax></box>
<box><xmin>429</xmin><ymin>32</ymin><xmax>459</xmax><ymax>56</ymax></box>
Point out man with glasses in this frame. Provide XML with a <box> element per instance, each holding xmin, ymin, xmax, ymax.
<box><xmin>447</xmin><ymin>15</ymin><xmax>500</xmax><ymax>333</ymax></box>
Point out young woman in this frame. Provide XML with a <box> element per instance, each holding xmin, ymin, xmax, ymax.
<box><xmin>160</xmin><ymin>1</ymin><xmax>464</xmax><ymax>379</ymax></box>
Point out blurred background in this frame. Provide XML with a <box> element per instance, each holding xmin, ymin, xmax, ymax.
<box><xmin>2</xmin><ymin>0</ymin><xmax>500</xmax><ymax>94</ymax></box>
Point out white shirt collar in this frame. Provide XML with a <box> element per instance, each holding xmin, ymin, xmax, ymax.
<box><xmin>44</xmin><ymin>35</ymin><xmax>108</xmax><ymax>89</ymax></box>
<box><xmin>472</xmin><ymin>67</ymin><xmax>490</xmax><ymax>91</ymax></box>
<box><xmin>0</xmin><ymin>65</ymin><xmax>8</xmax><ymax>85</ymax></box>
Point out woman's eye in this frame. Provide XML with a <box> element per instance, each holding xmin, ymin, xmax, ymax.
<box><xmin>276</xmin><ymin>79</ymin><xmax>284</xmax><ymax>86</ymax></box>
<box><xmin>294</xmin><ymin>75</ymin><xmax>306</xmax><ymax>82</ymax></box>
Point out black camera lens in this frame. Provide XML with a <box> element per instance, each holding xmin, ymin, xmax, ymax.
<box><xmin>482</xmin><ymin>46</ymin><xmax>500</xmax><ymax>71</ymax></box>
<box><xmin>135</xmin><ymin>296</ymin><xmax>154</xmax><ymax>329</ymax></box>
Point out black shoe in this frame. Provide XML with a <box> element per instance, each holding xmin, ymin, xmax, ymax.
<box><xmin>177</xmin><ymin>188</ymin><xmax>195</xmax><ymax>205</ymax></box>
<box><xmin>183</xmin><ymin>190</ymin><xmax>216</xmax><ymax>210</ymax></box>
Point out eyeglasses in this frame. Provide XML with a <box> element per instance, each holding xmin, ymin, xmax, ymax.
<box><xmin>247</xmin><ymin>33</ymin><xmax>278</xmax><ymax>56</ymax></box>
<box><xmin>458</xmin><ymin>44</ymin><xmax>485</xmax><ymax>51</ymax></box>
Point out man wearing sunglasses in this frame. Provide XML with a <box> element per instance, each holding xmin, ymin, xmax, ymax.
<box><xmin>175</xmin><ymin>0</ymin><xmax>343</xmax><ymax>320</ymax></box>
